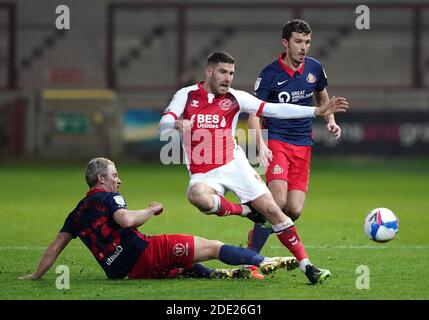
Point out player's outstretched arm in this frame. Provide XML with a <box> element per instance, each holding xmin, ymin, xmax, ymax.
<box><xmin>19</xmin><ymin>232</ymin><xmax>72</xmax><ymax>280</ymax></box>
<box><xmin>113</xmin><ymin>202</ymin><xmax>163</xmax><ymax>228</ymax></box>
<box><xmin>237</xmin><ymin>90</ymin><xmax>348</xmax><ymax>119</ymax></box>
<box><xmin>314</xmin><ymin>97</ymin><xmax>348</xmax><ymax>117</ymax></box>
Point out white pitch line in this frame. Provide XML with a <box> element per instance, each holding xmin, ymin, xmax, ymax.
<box><xmin>269</xmin><ymin>244</ymin><xmax>429</xmax><ymax>250</ymax></box>
<box><xmin>0</xmin><ymin>246</ymin><xmax>84</xmax><ymax>250</ymax></box>
<box><xmin>0</xmin><ymin>244</ymin><xmax>428</xmax><ymax>250</ymax></box>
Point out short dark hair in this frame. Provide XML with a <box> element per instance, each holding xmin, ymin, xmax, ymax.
<box><xmin>207</xmin><ymin>51</ymin><xmax>235</xmax><ymax>67</ymax></box>
<box><xmin>282</xmin><ymin>19</ymin><xmax>312</xmax><ymax>40</ymax></box>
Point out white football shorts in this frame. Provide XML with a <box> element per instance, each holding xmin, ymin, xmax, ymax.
<box><xmin>188</xmin><ymin>146</ymin><xmax>269</xmax><ymax>203</ymax></box>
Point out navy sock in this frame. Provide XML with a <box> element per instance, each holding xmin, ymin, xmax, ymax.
<box><xmin>248</xmin><ymin>223</ymin><xmax>272</xmax><ymax>253</ymax></box>
<box><xmin>219</xmin><ymin>245</ymin><xmax>264</xmax><ymax>266</ymax></box>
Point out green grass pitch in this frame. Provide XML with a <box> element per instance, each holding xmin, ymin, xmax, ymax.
<box><xmin>0</xmin><ymin>158</ymin><xmax>428</xmax><ymax>300</ymax></box>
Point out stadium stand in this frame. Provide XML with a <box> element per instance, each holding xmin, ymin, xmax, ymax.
<box><xmin>1</xmin><ymin>0</ymin><xmax>428</xmax><ymax>159</ymax></box>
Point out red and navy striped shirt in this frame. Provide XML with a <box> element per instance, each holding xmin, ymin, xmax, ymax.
<box><xmin>60</xmin><ymin>189</ymin><xmax>148</xmax><ymax>279</ymax></box>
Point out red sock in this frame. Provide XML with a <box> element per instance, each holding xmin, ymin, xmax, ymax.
<box><xmin>216</xmin><ymin>195</ymin><xmax>243</xmax><ymax>216</ymax></box>
<box><xmin>276</xmin><ymin>225</ymin><xmax>308</xmax><ymax>261</ymax></box>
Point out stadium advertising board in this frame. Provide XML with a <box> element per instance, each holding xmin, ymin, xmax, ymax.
<box><xmin>312</xmin><ymin>111</ymin><xmax>429</xmax><ymax>155</ymax></box>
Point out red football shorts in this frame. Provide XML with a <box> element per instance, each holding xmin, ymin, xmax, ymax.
<box><xmin>265</xmin><ymin>139</ymin><xmax>311</xmax><ymax>193</ymax></box>
<box><xmin>128</xmin><ymin>234</ymin><xmax>194</xmax><ymax>279</ymax></box>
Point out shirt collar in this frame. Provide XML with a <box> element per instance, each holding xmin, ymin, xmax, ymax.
<box><xmin>197</xmin><ymin>81</ymin><xmax>207</xmax><ymax>94</ymax></box>
<box><xmin>278</xmin><ymin>52</ymin><xmax>305</xmax><ymax>77</ymax></box>
<box><xmin>86</xmin><ymin>187</ymin><xmax>108</xmax><ymax>197</ymax></box>
<box><xmin>198</xmin><ymin>81</ymin><xmax>227</xmax><ymax>99</ymax></box>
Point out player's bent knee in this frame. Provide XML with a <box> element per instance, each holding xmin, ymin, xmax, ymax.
<box><xmin>276</xmin><ymin>198</ymin><xmax>287</xmax><ymax>211</ymax></box>
<box><xmin>269</xmin><ymin>182</ymin><xmax>288</xmax><ymax>207</ymax></box>
<box><xmin>187</xmin><ymin>188</ymin><xmax>200</xmax><ymax>203</ymax></box>
<box><xmin>288</xmin><ymin>210</ymin><xmax>301</xmax><ymax>221</ymax></box>
<box><xmin>252</xmin><ymin>193</ymin><xmax>284</xmax><ymax>223</ymax></box>
<box><xmin>266</xmin><ymin>204</ymin><xmax>282</xmax><ymax>220</ymax></box>
<box><xmin>286</xmin><ymin>205</ymin><xmax>303</xmax><ymax>221</ymax></box>
<box><xmin>259</xmin><ymin>202</ymin><xmax>283</xmax><ymax>223</ymax></box>
<box><xmin>187</xmin><ymin>188</ymin><xmax>212</xmax><ymax>211</ymax></box>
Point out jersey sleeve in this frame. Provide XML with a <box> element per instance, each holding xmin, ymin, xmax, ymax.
<box><xmin>254</xmin><ymin>68</ymin><xmax>274</xmax><ymax>100</ymax></box>
<box><xmin>260</xmin><ymin>102</ymin><xmax>315</xmax><ymax>119</ymax></box>
<box><xmin>159</xmin><ymin>86</ymin><xmax>193</xmax><ymax>133</ymax></box>
<box><xmin>59</xmin><ymin>212</ymin><xmax>78</xmax><ymax>238</ymax></box>
<box><xmin>315</xmin><ymin>64</ymin><xmax>328</xmax><ymax>92</ymax></box>
<box><xmin>161</xmin><ymin>87</ymin><xmax>191</xmax><ymax>119</ymax></box>
<box><xmin>105</xmin><ymin>192</ymin><xmax>128</xmax><ymax>216</ymax></box>
<box><xmin>234</xmin><ymin>89</ymin><xmax>315</xmax><ymax>119</ymax></box>
<box><xmin>234</xmin><ymin>89</ymin><xmax>266</xmax><ymax>115</ymax></box>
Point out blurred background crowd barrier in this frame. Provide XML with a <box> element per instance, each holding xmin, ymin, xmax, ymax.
<box><xmin>1</xmin><ymin>0</ymin><xmax>428</xmax><ymax>160</ymax></box>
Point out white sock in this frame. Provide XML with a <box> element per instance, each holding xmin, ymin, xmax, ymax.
<box><xmin>299</xmin><ymin>258</ymin><xmax>311</xmax><ymax>273</ymax></box>
<box><xmin>241</xmin><ymin>204</ymin><xmax>251</xmax><ymax>216</ymax></box>
<box><xmin>205</xmin><ymin>194</ymin><xmax>220</xmax><ymax>214</ymax></box>
<box><xmin>271</xmin><ymin>218</ymin><xmax>294</xmax><ymax>233</ymax></box>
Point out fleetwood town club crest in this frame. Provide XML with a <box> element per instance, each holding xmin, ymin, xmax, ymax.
<box><xmin>306</xmin><ymin>73</ymin><xmax>316</xmax><ymax>84</ymax></box>
<box><xmin>219</xmin><ymin>99</ymin><xmax>233</xmax><ymax>111</ymax></box>
<box><xmin>272</xmin><ymin>164</ymin><xmax>284</xmax><ymax>175</ymax></box>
